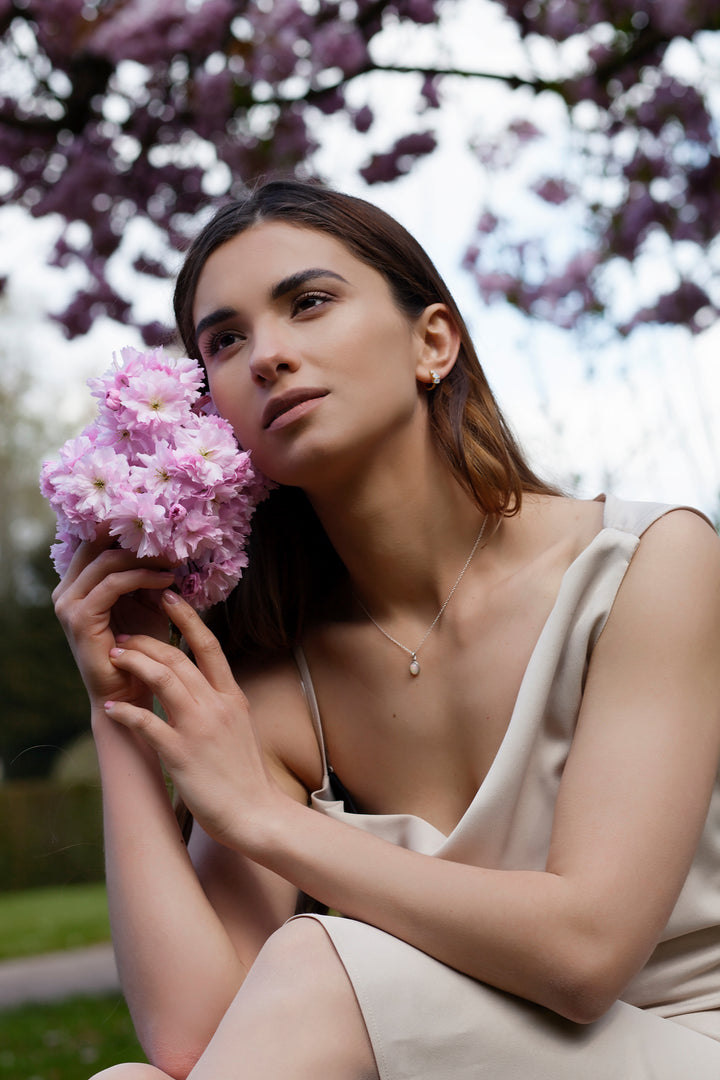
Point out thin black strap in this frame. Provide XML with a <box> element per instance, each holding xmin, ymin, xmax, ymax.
<box><xmin>328</xmin><ymin>766</ymin><xmax>364</xmax><ymax>815</ymax></box>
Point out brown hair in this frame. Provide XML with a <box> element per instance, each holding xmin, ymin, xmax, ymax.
<box><xmin>173</xmin><ymin>178</ymin><xmax>558</xmax><ymax>659</ymax></box>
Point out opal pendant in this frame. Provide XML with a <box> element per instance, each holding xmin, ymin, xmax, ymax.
<box><xmin>409</xmin><ymin>655</ymin><xmax>421</xmax><ymax>676</ymax></box>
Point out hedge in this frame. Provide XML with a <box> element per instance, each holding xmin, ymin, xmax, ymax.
<box><xmin>0</xmin><ymin>780</ymin><xmax>104</xmax><ymax>892</ymax></box>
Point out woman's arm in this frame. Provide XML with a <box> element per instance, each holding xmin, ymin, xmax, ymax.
<box><xmin>106</xmin><ymin>509</ymin><xmax>720</xmax><ymax>1025</ymax></box>
<box><xmin>53</xmin><ymin>542</ymin><xmax>303</xmax><ymax>1077</ymax></box>
<box><xmin>96</xmin><ymin>705</ymin><xmax>302</xmax><ymax>1077</ymax></box>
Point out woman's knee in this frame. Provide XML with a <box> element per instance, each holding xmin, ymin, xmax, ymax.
<box><xmin>260</xmin><ymin>915</ymin><xmax>334</xmax><ymax>959</ymax></box>
<box><xmin>89</xmin><ymin>1065</ymin><xmax>171</xmax><ymax>1080</ymax></box>
<box><xmin>212</xmin><ymin>918</ymin><xmax>377</xmax><ymax>1078</ymax></box>
<box><xmin>250</xmin><ymin>916</ymin><xmax>349</xmax><ymax>1001</ymax></box>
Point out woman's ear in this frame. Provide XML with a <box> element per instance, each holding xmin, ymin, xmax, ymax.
<box><xmin>414</xmin><ymin>304</ymin><xmax>461</xmax><ymax>390</ymax></box>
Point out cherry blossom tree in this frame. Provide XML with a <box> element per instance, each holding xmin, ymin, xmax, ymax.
<box><xmin>464</xmin><ymin>1</ymin><xmax>720</xmax><ymax>336</ymax></box>
<box><xmin>0</xmin><ymin>0</ymin><xmax>718</xmax><ymax>341</ymax></box>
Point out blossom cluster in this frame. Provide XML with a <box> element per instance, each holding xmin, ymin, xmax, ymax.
<box><xmin>1</xmin><ymin>0</ymin><xmax>448</xmax><ymax>340</ymax></box>
<box><xmin>40</xmin><ymin>347</ymin><xmax>269</xmax><ymax>610</ymax></box>
<box><xmin>6</xmin><ymin>1</ymin><xmax>719</xmax><ymax>339</ymax></box>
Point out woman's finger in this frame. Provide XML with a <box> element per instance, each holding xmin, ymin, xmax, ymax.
<box><xmin>92</xmin><ymin>568</ymin><xmax>176</xmax><ymax>617</ymax></box>
<box><xmin>57</xmin><ymin>545</ymin><xmax>174</xmax><ymax>602</ymax></box>
<box><xmin>108</xmin><ymin>631</ymin><xmax>221</xmax><ymax>697</ymax></box>
<box><xmin>52</xmin><ymin>532</ymin><xmax>117</xmax><ymax>602</ymax></box>
<box><xmin>103</xmin><ymin>699</ymin><xmax>180</xmax><ymax>762</ymax></box>
<box><xmin>161</xmin><ymin>592</ymin><xmax>240</xmax><ymax>692</ymax></box>
<box><xmin>54</xmin><ymin>567</ymin><xmax>175</xmax><ymax>643</ymax></box>
<box><xmin>109</xmin><ymin>644</ymin><xmax>211</xmax><ymax>719</ymax></box>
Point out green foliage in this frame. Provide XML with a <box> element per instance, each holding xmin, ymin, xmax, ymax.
<box><xmin>0</xmin><ymin>882</ymin><xmax>110</xmax><ymax>961</ymax></box>
<box><xmin>0</xmin><ymin>546</ymin><xmax>90</xmax><ymax>781</ymax></box>
<box><xmin>0</xmin><ymin>994</ymin><xmax>146</xmax><ymax>1078</ymax></box>
<box><xmin>0</xmin><ymin>781</ymin><xmax>104</xmax><ymax>892</ymax></box>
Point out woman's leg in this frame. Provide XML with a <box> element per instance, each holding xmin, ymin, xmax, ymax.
<box><xmin>90</xmin><ymin>1068</ymin><xmax>169</xmax><ymax>1079</ymax></box>
<box><xmin>188</xmin><ymin>917</ymin><xmax>377</xmax><ymax>1080</ymax></box>
<box><xmin>91</xmin><ymin>919</ymin><xmax>377</xmax><ymax>1080</ymax></box>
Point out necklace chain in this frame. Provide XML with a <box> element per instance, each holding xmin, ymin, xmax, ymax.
<box><xmin>356</xmin><ymin>514</ymin><xmax>488</xmax><ymax>676</ymax></box>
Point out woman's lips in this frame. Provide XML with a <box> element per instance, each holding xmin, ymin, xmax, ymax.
<box><xmin>262</xmin><ymin>388</ymin><xmax>328</xmax><ymax>430</ymax></box>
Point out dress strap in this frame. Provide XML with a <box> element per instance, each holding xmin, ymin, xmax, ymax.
<box><xmin>293</xmin><ymin>645</ymin><xmax>364</xmax><ymax>812</ymax></box>
<box><xmin>293</xmin><ymin>644</ymin><xmax>330</xmax><ymax>783</ymax></box>
<box><xmin>600</xmin><ymin>493</ymin><xmax>716</xmax><ymax>537</ymax></box>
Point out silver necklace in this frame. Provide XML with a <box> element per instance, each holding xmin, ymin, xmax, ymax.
<box><xmin>357</xmin><ymin>515</ymin><xmax>488</xmax><ymax>677</ymax></box>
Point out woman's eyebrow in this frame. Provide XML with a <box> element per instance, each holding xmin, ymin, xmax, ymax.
<box><xmin>195</xmin><ymin>306</ymin><xmax>238</xmax><ymax>341</ymax></box>
<box><xmin>195</xmin><ymin>269</ymin><xmax>349</xmax><ymax>340</ymax></box>
<box><xmin>270</xmin><ymin>268</ymin><xmax>349</xmax><ymax>300</ymax></box>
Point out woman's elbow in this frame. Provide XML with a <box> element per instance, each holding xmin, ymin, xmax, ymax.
<box><xmin>139</xmin><ymin>1019</ymin><xmax>215</xmax><ymax>1079</ymax></box>
<box><xmin>546</xmin><ymin>940</ymin><xmax>634</xmax><ymax>1025</ymax></box>
<box><xmin>553</xmin><ymin>981</ymin><xmax>619</xmax><ymax>1026</ymax></box>
<box><xmin>145</xmin><ymin>1040</ymin><xmax>203</xmax><ymax>1080</ymax></box>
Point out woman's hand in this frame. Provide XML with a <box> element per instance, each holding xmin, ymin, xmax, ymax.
<box><xmin>53</xmin><ymin>534</ymin><xmax>176</xmax><ymax>712</ymax></box>
<box><xmin>102</xmin><ymin>591</ymin><xmax>279</xmax><ymax>847</ymax></box>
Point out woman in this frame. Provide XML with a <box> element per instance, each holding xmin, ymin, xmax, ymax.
<box><xmin>54</xmin><ymin>179</ymin><xmax>720</xmax><ymax>1079</ymax></box>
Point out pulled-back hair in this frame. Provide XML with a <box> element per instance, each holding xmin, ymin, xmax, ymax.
<box><xmin>173</xmin><ymin>178</ymin><xmax>557</xmax><ymax>660</ymax></box>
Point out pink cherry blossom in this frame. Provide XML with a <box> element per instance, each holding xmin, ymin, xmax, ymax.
<box><xmin>41</xmin><ymin>347</ymin><xmax>271</xmax><ymax>609</ymax></box>
<box><xmin>118</xmin><ymin>368</ymin><xmax>191</xmax><ymax>430</ymax></box>
<box><xmin>108</xmin><ymin>490</ymin><xmax>170</xmax><ymax>559</ymax></box>
<box><xmin>60</xmin><ymin>447</ymin><xmax>131</xmax><ymax>522</ymax></box>
<box><xmin>173</xmin><ymin>416</ymin><xmax>245</xmax><ymax>489</ymax></box>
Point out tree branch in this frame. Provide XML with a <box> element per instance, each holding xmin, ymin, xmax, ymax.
<box><xmin>360</xmin><ymin>63</ymin><xmax>554</xmax><ymax>91</ymax></box>
<box><xmin>591</xmin><ymin>26</ymin><xmax>669</xmax><ymax>85</ymax></box>
<box><xmin>286</xmin><ymin>62</ymin><xmax>560</xmax><ymax>110</ymax></box>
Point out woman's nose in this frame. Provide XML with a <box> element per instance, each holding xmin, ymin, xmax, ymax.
<box><xmin>248</xmin><ymin>325</ymin><xmax>300</xmax><ymax>383</ymax></box>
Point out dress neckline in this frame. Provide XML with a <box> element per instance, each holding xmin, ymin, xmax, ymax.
<box><xmin>294</xmin><ymin>494</ymin><xmax>656</xmax><ymax>842</ymax></box>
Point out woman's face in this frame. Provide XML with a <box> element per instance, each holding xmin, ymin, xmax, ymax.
<box><xmin>191</xmin><ymin>221</ymin><xmax>435</xmax><ymax>488</ymax></box>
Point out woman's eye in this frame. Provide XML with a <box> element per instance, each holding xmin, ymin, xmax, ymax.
<box><xmin>205</xmin><ymin>329</ymin><xmax>244</xmax><ymax>357</ymax></box>
<box><xmin>292</xmin><ymin>291</ymin><xmax>331</xmax><ymax>315</ymax></box>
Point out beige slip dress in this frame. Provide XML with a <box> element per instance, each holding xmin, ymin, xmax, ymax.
<box><xmin>293</xmin><ymin>495</ymin><xmax>720</xmax><ymax>1078</ymax></box>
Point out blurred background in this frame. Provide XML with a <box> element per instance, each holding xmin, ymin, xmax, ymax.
<box><xmin>0</xmin><ymin>0</ymin><xmax>718</xmax><ymax>1074</ymax></box>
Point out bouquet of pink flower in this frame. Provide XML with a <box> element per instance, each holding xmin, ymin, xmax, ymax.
<box><xmin>40</xmin><ymin>346</ymin><xmax>270</xmax><ymax>610</ymax></box>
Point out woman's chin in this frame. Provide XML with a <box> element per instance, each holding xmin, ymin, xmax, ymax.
<box><xmin>250</xmin><ymin>440</ymin><xmax>345</xmax><ymax>492</ymax></box>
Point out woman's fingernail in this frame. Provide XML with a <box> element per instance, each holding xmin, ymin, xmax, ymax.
<box><xmin>163</xmin><ymin>590</ymin><xmax>180</xmax><ymax>604</ymax></box>
<box><xmin>109</xmin><ymin>647</ymin><xmax>125</xmax><ymax>658</ymax></box>
<box><xmin>104</xmin><ymin>701</ymin><xmax>115</xmax><ymax>711</ymax></box>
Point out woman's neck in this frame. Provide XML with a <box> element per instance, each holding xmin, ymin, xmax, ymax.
<box><xmin>306</xmin><ymin>438</ymin><xmax>492</xmax><ymax>624</ymax></box>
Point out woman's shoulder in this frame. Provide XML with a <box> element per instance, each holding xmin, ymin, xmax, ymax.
<box><xmin>512</xmin><ymin>493</ymin><xmax>604</xmax><ymax>572</ymax></box>
<box><xmin>513</xmin><ymin>496</ymin><xmax>719</xmax><ymax>613</ymax></box>
<box><xmin>595</xmin><ymin>500</ymin><xmax>720</xmax><ymax>654</ymax></box>
<box><xmin>525</xmin><ymin>492</ymin><xmax>717</xmax><ymax>552</ymax></box>
<box><xmin>597</xmin><ymin>491</ymin><xmax>718</xmax><ymax>540</ymax></box>
<box><xmin>627</xmin><ymin>501</ymin><xmax>720</xmax><ymax>589</ymax></box>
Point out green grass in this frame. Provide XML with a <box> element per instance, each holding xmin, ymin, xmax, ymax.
<box><xmin>0</xmin><ymin>882</ymin><xmax>111</xmax><ymax>960</ymax></box>
<box><xmin>0</xmin><ymin>994</ymin><xmax>146</xmax><ymax>1079</ymax></box>
<box><xmin>0</xmin><ymin>885</ymin><xmax>145</xmax><ymax>1078</ymax></box>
